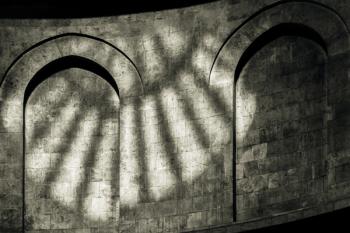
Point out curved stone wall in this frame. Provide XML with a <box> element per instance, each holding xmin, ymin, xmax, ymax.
<box><xmin>0</xmin><ymin>0</ymin><xmax>349</xmax><ymax>232</ymax></box>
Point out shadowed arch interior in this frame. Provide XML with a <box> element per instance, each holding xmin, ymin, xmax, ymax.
<box><xmin>232</xmin><ymin>22</ymin><xmax>328</xmax><ymax>222</ymax></box>
<box><xmin>234</xmin><ymin>23</ymin><xmax>328</xmax><ymax>83</ymax></box>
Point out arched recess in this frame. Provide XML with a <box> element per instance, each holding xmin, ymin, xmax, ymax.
<box><xmin>0</xmin><ymin>34</ymin><xmax>143</xmax><ymax>231</ymax></box>
<box><xmin>209</xmin><ymin>1</ymin><xmax>349</xmax><ymax>87</ymax></box>
<box><xmin>209</xmin><ymin>1</ymin><xmax>350</xmax><ymax>223</ymax></box>
<box><xmin>25</xmin><ymin>60</ymin><xmax>120</xmax><ymax>231</ymax></box>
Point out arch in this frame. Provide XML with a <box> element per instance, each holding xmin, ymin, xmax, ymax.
<box><xmin>0</xmin><ymin>33</ymin><xmax>143</xmax><ymax>231</ymax></box>
<box><xmin>208</xmin><ymin>0</ymin><xmax>350</xmax><ymax>223</ymax></box>
<box><xmin>24</xmin><ymin>55</ymin><xmax>119</xmax><ymax>106</ymax></box>
<box><xmin>22</xmin><ymin>55</ymin><xmax>122</xmax><ymax>230</ymax></box>
<box><xmin>209</xmin><ymin>1</ymin><xmax>349</xmax><ymax>86</ymax></box>
<box><xmin>0</xmin><ymin>33</ymin><xmax>143</xmax><ymax>132</ymax></box>
<box><xmin>234</xmin><ymin>23</ymin><xmax>327</xmax><ymax>82</ymax></box>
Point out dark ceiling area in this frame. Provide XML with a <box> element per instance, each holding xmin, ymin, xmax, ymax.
<box><xmin>0</xmin><ymin>0</ymin><xmax>218</xmax><ymax>18</ymax></box>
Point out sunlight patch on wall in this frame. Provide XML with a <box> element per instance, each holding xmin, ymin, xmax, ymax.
<box><xmin>160</xmin><ymin>87</ymin><xmax>210</xmax><ymax>183</ymax></box>
<box><xmin>26</xmin><ymin>100</ymin><xmax>79</xmax><ymax>150</ymax></box>
<box><xmin>50</xmin><ymin>109</ymin><xmax>98</xmax><ymax>209</ymax></box>
<box><xmin>192</xmin><ymin>51</ymin><xmax>212</xmax><ymax>78</ymax></box>
<box><xmin>176</xmin><ymin>72</ymin><xmax>231</xmax><ymax>147</ymax></box>
<box><xmin>83</xmin><ymin>117</ymin><xmax>118</xmax><ymax>222</ymax></box>
<box><xmin>84</xmin><ymin>181</ymin><xmax>113</xmax><ymax>222</ymax></box>
<box><xmin>142</xmin><ymin>34</ymin><xmax>166</xmax><ymax>86</ymax></box>
<box><xmin>68</xmin><ymin>38</ymin><xmax>92</xmax><ymax>56</ymax></box>
<box><xmin>25</xmin><ymin>101</ymin><xmax>80</xmax><ymax>183</ymax></box>
<box><xmin>120</xmin><ymin>102</ymin><xmax>140</xmax><ymax>207</ymax></box>
<box><xmin>159</xmin><ymin>26</ymin><xmax>187</xmax><ymax>58</ymax></box>
<box><xmin>202</xmin><ymin>34</ymin><xmax>216</xmax><ymax>50</ymax></box>
<box><xmin>41</xmin><ymin>77</ymin><xmax>71</xmax><ymax>104</ymax></box>
<box><xmin>142</xmin><ymin>95</ymin><xmax>176</xmax><ymax>201</ymax></box>
<box><xmin>236</xmin><ymin>79</ymin><xmax>256</xmax><ymax>145</ymax></box>
<box><xmin>0</xmin><ymin>100</ymin><xmax>22</xmax><ymax>132</ymax></box>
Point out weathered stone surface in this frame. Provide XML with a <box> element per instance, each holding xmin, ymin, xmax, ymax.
<box><xmin>0</xmin><ymin>0</ymin><xmax>349</xmax><ymax>233</ymax></box>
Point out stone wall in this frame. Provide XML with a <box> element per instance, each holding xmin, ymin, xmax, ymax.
<box><xmin>25</xmin><ymin>69</ymin><xmax>120</xmax><ymax>232</ymax></box>
<box><xmin>235</xmin><ymin>35</ymin><xmax>327</xmax><ymax>221</ymax></box>
<box><xmin>0</xmin><ymin>0</ymin><xmax>349</xmax><ymax>232</ymax></box>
